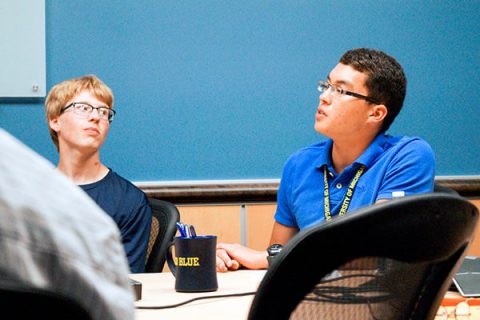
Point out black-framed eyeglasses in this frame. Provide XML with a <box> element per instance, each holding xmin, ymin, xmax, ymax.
<box><xmin>317</xmin><ymin>80</ymin><xmax>380</xmax><ymax>105</ymax></box>
<box><xmin>61</xmin><ymin>102</ymin><xmax>116</xmax><ymax>123</ymax></box>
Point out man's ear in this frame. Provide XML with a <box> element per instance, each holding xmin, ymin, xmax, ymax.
<box><xmin>49</xmin><ymin>117</ymin><xmax>61</xmax><ymax>133</ymax></box>
<box><xmin>369</xmin><ymin>104</ymin><xmax>388</xmax><ymax>123</ymax></box>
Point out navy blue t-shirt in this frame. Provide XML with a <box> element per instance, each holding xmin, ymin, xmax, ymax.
<box><xmin>80</xmin><ymin>169</ymin><xmax>152</xmax><ymax>273</ymax></box>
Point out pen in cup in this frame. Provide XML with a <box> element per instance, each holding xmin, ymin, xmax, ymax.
<box><xmin>175</xmin><ymin>222</ymin><xmax>197</xmax><ymax>238</ymax></box>
<box><xmin>176</xmin><ymin>222</ymin><xmax>187</xmax><ymax>237</ymax></box>
<box><xmin>189</xmin><ymin>225</ymin><xmax>197</xmax><ymax>237</ymax></box>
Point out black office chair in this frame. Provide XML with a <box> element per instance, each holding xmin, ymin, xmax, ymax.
<box><xmin>145</xmin><ymin>198</ymin><xmax>180</xmax><ymax>272</ymax></box>
<box><xmin>248</xmin><ymin>193</ymin><xmax>479</xmax><ymax>320</ymax></box>
<box><xmin>0</xmin><ymin>279</ymin><xmax>92</xmax><ymax>320</ymax></box>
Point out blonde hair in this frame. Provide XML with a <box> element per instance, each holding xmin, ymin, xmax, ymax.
<box><xmin>45</xmin><ymin>75</ymin><xmax>114</xmax><ymax>150</ymax></box>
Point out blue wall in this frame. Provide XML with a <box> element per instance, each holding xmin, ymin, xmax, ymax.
<box><xmin>1</xmin><ymin>1</ymin><xmax>479</xmax><ymax>181</ymax></box>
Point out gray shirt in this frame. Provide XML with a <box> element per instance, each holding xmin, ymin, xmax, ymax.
<box><xmin>0</xmin><ymin>129</ymin><xmax>135</xmax><ymax>320</ymax></box>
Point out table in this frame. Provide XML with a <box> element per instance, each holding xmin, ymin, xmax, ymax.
<box><xmin>436</xmin><ymin>291</ymin><xmax>480</xmax><ymax>319</ymax></box>
<box><xmin>130</xmin><ymin>270</ymin><xmax>266</xmax><ymax>320</ymax></box>
<box><xmin>131</xmin><ymin>270</ymin><xmax>480</xmax><ymax>320</ymax></box>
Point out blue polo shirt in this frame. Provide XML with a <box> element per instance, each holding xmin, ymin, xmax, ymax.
<box><xmin>275</xmin><ymin>134</ymin><xmax>435</xmax><ymax>230</ymax></box>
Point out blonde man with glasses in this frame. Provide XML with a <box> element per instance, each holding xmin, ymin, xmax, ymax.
<box><xmin>46</xmin><ymin>75</ymin><xmax>151</xmax><ymax>273</ymax></box>
<box><xmin>216</xmin><ymin>48</ymin><xmax>435</xmax><ymax>272</ymax></box>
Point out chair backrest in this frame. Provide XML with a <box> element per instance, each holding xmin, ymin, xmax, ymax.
<box><xmin>248</xmin><ymin>193</ymin><xmax>479</xmax><ymax>320</ymax></box>
<box><xmin>145</xmin><ymin>198</ymin><xmax>180</xmax><ymax>272</ymax></box>
<box><xmin>0</xmin><ymin>280</ymin><xmax>92</xmax><ymax>320</ymax></box>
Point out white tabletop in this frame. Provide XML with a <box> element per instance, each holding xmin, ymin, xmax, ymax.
<box><xmin>131</xmin><ymin>270</ymin><xmax>266</xmax><ymax>320</ymax></box>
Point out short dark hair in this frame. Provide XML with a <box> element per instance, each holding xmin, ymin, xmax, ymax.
<box><xmin>339</xmin><ymin>48</ymin><xmax>406</xmax><ymax>132</ymax></box>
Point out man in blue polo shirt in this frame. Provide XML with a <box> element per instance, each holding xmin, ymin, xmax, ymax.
<box><xmin>216</xmin><ymin>48</ymin><xmax>435</xmax><ymax>271</ymax></box>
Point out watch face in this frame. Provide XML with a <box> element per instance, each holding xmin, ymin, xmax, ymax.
<box><xmin>268</xmin><ymin>244</ymin><xmax>283</xmax><ymax>256</ymax></box>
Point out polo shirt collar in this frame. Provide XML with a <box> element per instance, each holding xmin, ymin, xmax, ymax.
<box><xmin>354</xmin><ymin>133</ymin><xmax>387</xmax><ymax>168</ymax></box>
<box><xmin>314</xmin><ymin>138</ymin><xmax>333</xmax><ymax>169</ymax></box>
<box><xmin>315</xmin><ymin>133</ymin><xmax>387</xmax><ymax>172</ymax></box>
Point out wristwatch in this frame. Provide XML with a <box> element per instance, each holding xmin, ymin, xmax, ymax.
<box><xmin>267</xmin><ymin>244</ymin><xmax>283</xmax><ymax>267</ymax></box>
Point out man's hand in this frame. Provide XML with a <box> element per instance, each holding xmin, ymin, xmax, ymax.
<box><xmin>216</xmin><ymin>247</ymin><xmax>240</xmax><ymax>272</ymax></box>
<box><xmin>216</xmin><ymin>243</ymin><xmax>268</xmax><ymax>272</ymax></box>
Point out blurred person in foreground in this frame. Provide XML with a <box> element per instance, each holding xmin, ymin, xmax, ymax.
<box><xmin>0</xmin><ymin>128</ymin><xmax>135</xmax><ymax>319</ymax></box>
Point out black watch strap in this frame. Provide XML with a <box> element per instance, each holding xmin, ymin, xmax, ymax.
<box><xmin>267</xmin><ymin>244</ymin><xmax>283</xmax><ymax>267</ymax></box>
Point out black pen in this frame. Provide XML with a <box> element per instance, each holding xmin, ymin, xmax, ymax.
<box><xmin>189</xmin><ymin>225</ymin><xmax>197</xmax><ymax>237</ymax></box>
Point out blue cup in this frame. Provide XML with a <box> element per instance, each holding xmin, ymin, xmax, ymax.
<box><xmin>167</xmin><ymin>235</ymin><xmax>218</xmax><ymax>292</ymax></box>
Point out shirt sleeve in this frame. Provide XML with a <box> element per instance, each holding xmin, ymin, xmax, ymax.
<box><xmin>376</xmin><ymin>138</ymin><xmax>436</xmax><ymax>200</ymax></box>
<box><xmin>274</xmin><ymin>154</ymin><xmax>298</xmax><ymax>227</ymax></box>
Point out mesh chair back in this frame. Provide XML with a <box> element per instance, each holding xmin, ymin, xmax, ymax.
<box><xmin>145</xmin><ymin>198</ymin><xmax>180</xmax><ymax>272</ymax></box>
<box><xmin>147</xmin><ymin>217</ymin><xmax>160</xmax><ymax>259</ymax></box>
<box><xmin>248</xmin><ymin>193</ymin><xmax>479</xmax><ymax>320</ymax></box>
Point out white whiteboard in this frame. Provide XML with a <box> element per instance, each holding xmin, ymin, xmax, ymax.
<box><xmin>0</xmin><ymin>0</ymin><xmax>45</xmax><ymax>97</ymax></box>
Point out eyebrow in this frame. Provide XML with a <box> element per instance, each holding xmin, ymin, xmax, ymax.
<box><xmin>326</xmin><ymin>75</ymin><xmax>354</xmax><ymax>88</ymax></box>
<box><xmin>76</xmin><ymin>101</ymin><xmax>110</xmax><ymax>108</ymax></box>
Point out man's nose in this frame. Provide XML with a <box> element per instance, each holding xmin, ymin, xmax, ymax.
<box><xmin>88</xmin><ymin>108</ymin><xmax>101</xmax><ymax>120</ymax></box>
<box><xmin>319</xmin><ymin>90</ymin><xmax>332</xmax><ymax>105</ymax></box>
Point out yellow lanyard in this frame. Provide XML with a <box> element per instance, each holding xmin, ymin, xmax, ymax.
<box><xmin>323</xmin><ymin>165</ymin><xmax>365</xmax><ymax>221</ymax></box>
